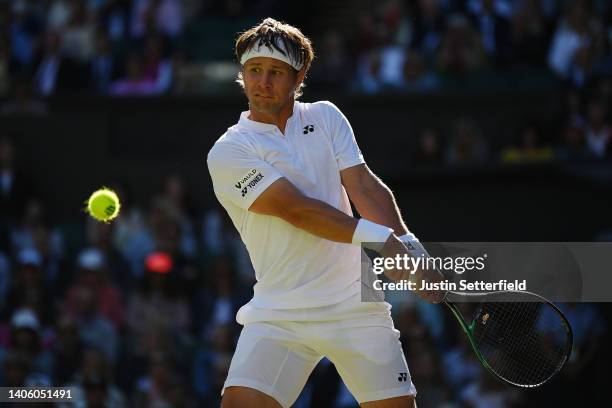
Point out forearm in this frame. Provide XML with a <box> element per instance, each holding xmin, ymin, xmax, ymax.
<box><xmin>289</xmin><ymin>196</ymin><xmax>359</xmax><ymax>243</ymax></box>
<box><xmin>353</xmin><ymin>176</ymin><xmax>408</xmax><ymax>235</ymax></box>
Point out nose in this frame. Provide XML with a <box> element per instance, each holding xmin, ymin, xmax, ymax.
<box><xmin>259</xmin><ymin>71</ymin><xmax>273</xmax><ymax>88</ymax></box>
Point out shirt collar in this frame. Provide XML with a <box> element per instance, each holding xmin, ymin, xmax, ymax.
<box><xmin>238</xmin><ymin>101</ymin><xmax>300</xmax><ymax>134</ymax></box>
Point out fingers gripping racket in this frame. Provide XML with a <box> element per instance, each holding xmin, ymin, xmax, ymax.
<box><xmin>443</xmin><ymin>291</ymin><xmax>573</xmax><ymax>388</ymax></box>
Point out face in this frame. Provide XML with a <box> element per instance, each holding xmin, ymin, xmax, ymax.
<box><xmin>242</xmin><ymin>57</ymin><xmax>303</xmax><ymax>116</ymax></box>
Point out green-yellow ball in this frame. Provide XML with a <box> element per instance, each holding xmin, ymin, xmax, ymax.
<box><xmin>87</xmin><ymin>188</ymin><xmax>120</xmax><ymax>222</ymax></box>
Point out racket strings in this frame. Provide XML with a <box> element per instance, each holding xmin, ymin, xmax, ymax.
<box><xmin>472</xmin><ymin>301</ymin><xmax>570</xmax><ymax>387</ymax></box>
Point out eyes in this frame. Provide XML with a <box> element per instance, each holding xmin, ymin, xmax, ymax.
<box><xmin>248</xmin><ymin>67</ymin><xmax>285</xmax><ymax>76</ymax></box>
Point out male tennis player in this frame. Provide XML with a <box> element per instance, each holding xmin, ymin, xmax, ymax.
<box><xmin>207</xmin><ymin>18</ymin><xmax>444</xmax><ymax>408</ymax></box>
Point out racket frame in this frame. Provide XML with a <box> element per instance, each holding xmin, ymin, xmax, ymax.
<box><xmin>443</xmin><ymin>290</ymin><xmax>573</xmax><ymax>388</ymax></box>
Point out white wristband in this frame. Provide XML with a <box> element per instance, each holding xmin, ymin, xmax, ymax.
<box><xmin>352</xmin><ymin>219</ymin><xmax>393</xmax><ymax>251</ymax></box>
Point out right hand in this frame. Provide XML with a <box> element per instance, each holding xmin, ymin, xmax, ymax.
<box><xmin>379</xmin><ymin>235</ymin><xmax>447</xmax><ymax>304</ymax></box>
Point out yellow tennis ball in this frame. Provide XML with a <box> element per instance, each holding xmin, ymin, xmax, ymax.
<box><xmin>86</xmin><ymin>188</ymin><xmax>120</xmax><ymax>222</ymax></box>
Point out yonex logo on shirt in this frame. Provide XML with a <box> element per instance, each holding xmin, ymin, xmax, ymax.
<box><xmin>235</xmin><ymin>169</ymin><xmax>258</xmax><ymax>189</ymax></box>
<box><xmin>398</xmin><ymin>372</ymin><xmax>408</xmax><ymax>382</ymax></box>
<box><xmin>303</xmin><ymin>125</ymin><xmax>314</xmax><ymax>134</ymax></box>
<box><xmin>240</xmin><ymin>173</ymin><xmax>265</xmax><ymax>197</ymax></box>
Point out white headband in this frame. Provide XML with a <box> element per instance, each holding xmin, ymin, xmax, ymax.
<box><xmin>240</xmin><ymin>40</ymin><xmax>304</xmax><ymax>71</ymax></box>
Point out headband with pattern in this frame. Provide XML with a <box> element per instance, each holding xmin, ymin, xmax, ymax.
<box><xmin>239</xmin><ymin>39</ymin><xmax>304</xmax><ymax>71</ymax></box>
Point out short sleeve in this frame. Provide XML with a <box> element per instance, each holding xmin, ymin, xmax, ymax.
<box><xmin>319</xmin><ymin>101</ymin><xmax>365</xmax><ymax>170</ymax></box>
<box><xmin>207</xmin><ymin>140</ymin><xmax>283</xmax><ymax>210</ymax></box>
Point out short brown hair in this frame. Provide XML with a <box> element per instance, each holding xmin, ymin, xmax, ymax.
<box><xmin>235</xmin><ymin>18</ymin><xmax>315</xmax><ymax>99</ymax></box>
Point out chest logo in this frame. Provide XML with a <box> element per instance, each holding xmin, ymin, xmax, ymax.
<box><xmin>303</xmin><ymin>125</ymin><xmax>315</xmax><ymax>134</ymax></box>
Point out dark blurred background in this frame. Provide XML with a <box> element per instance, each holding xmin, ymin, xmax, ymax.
<box><xmin>0</xmin><ymin>0</ymin><xmax>611</xmax><ymax>407</ymax></box>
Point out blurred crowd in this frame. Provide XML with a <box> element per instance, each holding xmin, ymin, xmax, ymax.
<box><xmin>0</xmin><ymin>0</ymin><xmax>611</xmax><ymax>167</ymax></box>
<box><xmin>342</xmin><ymin>0</ymin><xmax>612</xmax><ymax>93</ymax></box>
<box><xmin>0</xmin><ymin>0</ymin><xmax>611</xmax><ymax>97</ymax></box>
<box><xmin>410</xmin><ymin>88</ymin><xmax>612</xmax><ymax>168</ymax></box>
<box><xmin>0</xmin><ymin>135</ymin><xmax>608</xmax><ymax>407</ymax></box>
<box><xmin>0</xmin><ymin>134</ymin><xmax>254</xmax><ymax>406</ymax></box>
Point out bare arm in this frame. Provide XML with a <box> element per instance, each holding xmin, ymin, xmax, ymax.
<box><xmin>249</xmin><ymin>175</ymin><xmax>444</xmax><ymax>303</ymax></box>
<box><xmin>340</xmin><ymin>164</ymin><xmax>408</xmax><ymax>235</ymax></box>
<box><xmin>249</xmin><ymin>177</ymin><xmax>358</xmax><ymax>243</ymax></box>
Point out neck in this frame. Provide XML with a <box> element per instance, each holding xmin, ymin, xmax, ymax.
<box><xmin>248</xmin><ymin>100</ymin><xmax>295</xmax><ymax>134</ymax></box>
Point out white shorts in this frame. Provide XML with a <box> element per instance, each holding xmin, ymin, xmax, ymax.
<box><xmin>222</xmin><ymin>315</ymin><xmax>417</xmax><ymax>407</ymax></box>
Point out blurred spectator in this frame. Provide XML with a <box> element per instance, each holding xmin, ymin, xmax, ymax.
<box><xmin>378</xmin><ymin>44</ymin><xmax>407</xmax><ymax>88</ymax></box>
<box><xmin>142</xmin><ymin>34</ymin><xmax>173</xmax><ymax>93</ymax></box>
<box><xmin>66</xmin><ymin>285</ymin><xmax>119</xmax><ymax>362</ymax></box>
<box><xmin>192</xmin><ymin>256</ymin><xmax>245</xmax><ymax>338</ymax></box>
<box><xmin>61</xmin><ymin>0</ymin><xmax>96</xmax><ymax>62</ymax></box>
<box><xmin>500</xmin><ymin>123</ymin><xmax>554</xmax><ymax>164</ymax></box>
<box><xmin>406</xmin><ymin>338</ymin><xmax>457</xmax><ymax>408</ymax></box>
<box><xmin>157</xmin><ymin>174</ymin><xmax>198</xmax><ymax>259</ymax></box>
<box><xmin>98</xmin><ymin>0</ymin><xmax>130</xmax><ymax>41</ymax></box>
<box><xmin>64</xmin><ymin>248</ymin><xmax>125</xmax><ymax>329</ymax></box>
<box><xmin>351</xmin><ymin>13</ymin><xmax>383</xmax><ymax>56</ymax></box>
<box><xmin>47</xmin><ymin>1</ymin><xmax>77</xmax><ymax>32</ymax></box>
<box><xmin>411</xmin><ymin>0</ymin><xmax>446</xmax><ymax>57</ymax></box>
<box><xmin>442</xmin><ymin>311</ymin><xmax>483</xmax><ymax>392</ymax></box>
<box><xmin>51</xmin><ymin>315</ymin><xmax>84</xmax><ymax>385</ymax></box>
<box><xmin>309</xmin><ymin>31</ymin><xmax>351</xmax><ymax>90</ymax></box>
<box><xmin>161</xmin><ymin>173</ymin><xmax>196</xmax><ymax>219</ymax></box>
<box><xmin>461</xmin><ymin>373</ymin><xmax>522</xmax><ymax>407</ymax></box>
<box><xmin>108</xmin><ymin>181</ymin><xmax>148</xmax><ymax>274</ymax></box>
<box><xmin>61</xmin><ymin>347</ymin><xmax>127</xmax><ymax>407</ymax></box>
<box><xmin>437</xmin><ymin>14</ymin><xmax>487</xmax><ymax>76</ymax></box>
<box><xmin>192</xmin><ymin>324</ymin><xmax>234</xmax><ymax>405</ymax></box>
<box><xmin>29</xmin><ymin>222</ymin><xmax>65</xmax><ymax>287</ymax></box>
<box><xmin>10</xmin><ymin>200</ymin><xmax>64</xmax><ymax>278</ymax></box>
<box><xmin>548</xmin><ymin>2</ymin><xmax>593</xmax><ymax>79</ymax></box>
<box><xmin>400</xmin><ymin>50</ymin><xmax>440</xmax><ymax>92</ymax></box>
<box><xmin>69</xmin><ymin>375</ymin><xmax>128</xmax><ymax>408</ymax></box>
<box><xmin>201</xmin><ymin>208</ymin><xmax>226</xmax><ymax>257</ymax></box>
<box><xmin>126</xmin><ymin>252</ymin><xmax>190</xmax><ymax>345</ymax></box>
<box><xmin>119</xmin><ymin>198</ymin><xmax>169</xmax><ymax>277</ymax></box>
<box><xmin>5</xmin><ymin>249</ymin><xmax>53</xmax><ymax>325</ymax></box>
<box><xmin>510</xmin><ymin>0</ymin><xmax>549</xmax><ymax>66</ymax></box>
<box><xmin>3</xmin><ymin>308</ymin><xmax>53</xmax><ymax>383</ymax></box>
<box><xmin>83</xmin><ymin>217</ymin><xmax>133</xmax><ymax>292</ymax></box>
<box><xmin>88</xmin><ymin>30</ymin><xmax>116</xmax><ymax>93</ymax></box>
<box><xmin>354</xmin><ymin>51</ymin><xmax>383</xmax><ymax>94</ymax></box>
<box><xmin>201</xmin><ymin>208</ymin><xmax>255</xmax><ymax>285</ymax></box>
<box><xmin>467</xmin><ymin>0</ymin><xmax>513</xmax><ymax>65</ymax></box>
<box><xmin>0</xmin><ymin>137</ymin><xmax>34</xmax><ymax>225</ymax></box>
<box><xmin>550</xmin><ymin>303</ymin><xmax>604</xmax><ymax>380</ymax></box>
<box><xmin>9</xmin><ymin>0</ymin><xmax>45</xmax><ymax>70</ymax></box>
<box><xmin>130</xmin><ymin>0</ymin><xmax>184</xmax><ymax>40</ymax></box>
<box><xmin>379</xmin><ymin>0</ymin><xmax>412</xmax><ymax>47</ymax></box>
<box><xmin>141</xmin><ymin>197</ymin><xmax>195</xmax><ymax>270</ymax></box>
<box><xmin>446</xmin><ymin>118</ymin><xmax>489</xmax><ymax>165</ymax></box>
<box><xmin>1</xmin><ymin>349</ymin><xmax>52</xmax><ymax>387</ymax></box>
<box><xmin>135</xmin><ymin>349</ymin><xmax>193</xmax><ymax>407</ymax></box>
<box><xmin>33</xmin><ymin>31</ymin><xmax>88</xmax><ymax>96</ymax></box>
<box><xmin>584</xmin><ymin>98</ymin><xmax>611</xmax><ymax>158</ymax></box>
<box><xmin>414</xmin><ymin>127</ymin><xmax>444</xmax><ymax>166</ymax></box>
<box><xmin>109</xmin><ymin>51</ymin><xmax>160</xmax><ymax>95</ymax></box>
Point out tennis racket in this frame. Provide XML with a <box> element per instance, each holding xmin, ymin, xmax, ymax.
<box><xmin>443</xmin><ymin>290</ymin><xmax>573</xmax><ymax>388</ymax></box>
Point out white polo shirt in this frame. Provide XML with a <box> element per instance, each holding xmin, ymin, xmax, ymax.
<box><xmin>207</xmin><ymin>100</ymin><xmax>387</xmax><ymax>324</ymax></box>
